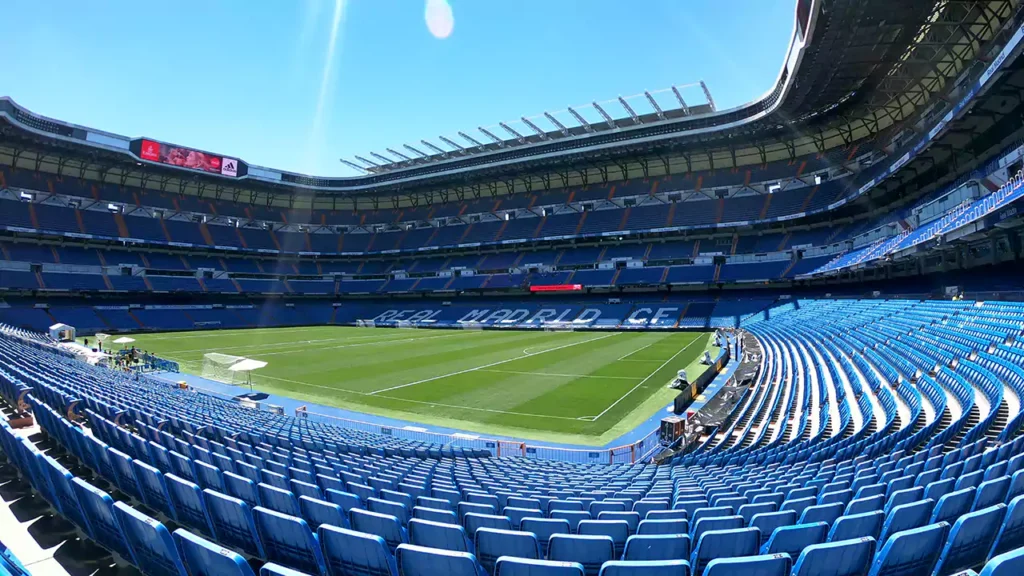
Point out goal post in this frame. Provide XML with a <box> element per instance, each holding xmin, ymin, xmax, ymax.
<box><xmin>202</xmin><ymin>353</ymin><xmax>247</xmax><ymax>384</ymax></box>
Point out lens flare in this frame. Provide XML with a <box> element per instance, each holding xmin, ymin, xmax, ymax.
<box><xmin>425</xmin><ymin>0</ymin><xmax>454</xmax><ymax>39</ymax></box>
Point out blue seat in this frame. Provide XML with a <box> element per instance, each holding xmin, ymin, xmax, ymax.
<box><xmin>550</xmin><ymin>500</ymin><xmax>585</xmax><ymax>515</ymax></box>
<box><xmin>690</xmin><ymin>508</ymin><xmax>733</xmax><ymax>526</ymax></box>
<box><xmin>352</xmin><ymin>509</ymin><xmax>409</xmax><ymax>553</ymax></box>
<box><xmin>749</xmin><ymin>511</ymin><xmax>796</xmax><ymax>546</ymax></box>
<box><xmin>169</xmin><ymin>450</ymin><xmax>196</xmax><ymax>482</ymax></box>
<box><xmin>475</xmin><ymin>528</ymin><xmax>539</xmax><ymax>575</ymax></box>
<box><xmin>259</xmin><ymin>563</ymin><xmax>313</xmax><ymax>576</ymax></box>
<box><xmin>508</xmin><ymin>507</ymin><xmax>548</xmax><ymax>530</ymax></box>
<box><xmin>300</xmin><ymin>496</ymin><xmax>348</xmax><ymax>530</ymax></box>
<box><xmin>414</xmin><ymin>506</ymin><xmax>459</xmax><ymax>524</ymax></box>
<box><xmin>165</xmin><ymin>473</ymin><xmax>215</xmax><ymax>537</ymax></box>
<box><xmin>259</xmin><ymin>484</ymin><xmax>302</xmax><ymax>517</ymax></box>
<box><xmin>923</xmin><ymin>479</ymin><xmax>955</xmax><ymax>503</ymax></box>
<box><xmin>39</xmin><ymin>455</ymin><xmax>88</xmax><ymax>530</ymax></box>
<box><xmin>494</xmin><ymin>557</ymin><xmax>584</xmax><ymax>576</ymax></box>
<box><xmin>194</xmin><ymin>460</ymin><xmax>226</xmax><ymax>493</ymax></box>
<box><xmin>112</xmin><ymin>502</ymin><xmax>187</xmax><ymax>576</ymax></box>
<box><xmin>798</xmin><ymin>503</ymin><xmax>844</xmax><ymax>526</ymax></box>
<box><xmin>791</xmin><ymin>537</ymin><xmax>875</xmax><ymax>576</ymax></box>
<box><xmin>930</xmin><ymin>504</ymin><xmax>1006</xmax><ymax>576</ymax></box>
<box><xmin>866</xmin><ymin>522</ymin><xmax>948</xmax><ymax>576</ymax></box>
<box><xmin>622</xmin><ymin>534</ymin><xmax>691</xmax><ymax>561</ymax></box>
<box><xmin>846</xmin><ymin>495</ymin><xmax>885</xmax><ymax>516</ymax></box>
<box><xmin>548</xmin><ymin>534</ymin><xmax>616</xmax><ymax>576</ymax></box>
<box><xmin>704</xmin><ymin>554</ymin><xmax>790</xmax><ymax>576</ymax></box>
<box><xmin>369</xmin><ymin>498</ymin><xmax>411</xmax><ymax>527</ymax></box>
<box><xmin>521</xmin><ymin>518</ymin><xmax>571</xmax><ymax>557</ymax></box>
<box><xmin>973</xmin><ymin>477</ymin><xmax>1010</xmax><ymax>512</ymax></box>
<box><xmin>979</xmin><ymin>547</ymin><xmax>1024</xmax><ymax>576</ymax></box>
<box><xmin>204</xmin><ymin>489</ymin><xmax>265</xmax><ymax>557</ymax></box>
<box><xmin>326</xmin><ymin>489</ymin><xmax>365</xmax><ymax>515</ymax></box>
<box><xmin>878</xmin><ymin>499</ymin><xmax>934</xmax><ymax>546</ymax></box>
<box><xmin>550</xmin><ymin>511</ymin><xmax>591</xmax><ymax>533</ymax></box>
<box><xmin>72</xmin><ymin>477</ymin><xmax>130</xmax><ymax>557</ymax></box>
<box><xmin>638</xmin><ymin>519</ymin><xmax>689</xmax><ymax>536</ymax></box>
<box><xmin>597</xmin><ymin>512</ymin><xmax>641</xmax><ymax>535</ymax></box>
<box><xmin>173</xmin><ymin>529</ymin><xmax>256</xmax><ymax>576</ymax></box>
<box><xmin>988</xmin><ymin>494</ymin><xmax>1024</xmax><ymax>558</ymax></box>
<box><xmin>253</xmin><ymin>507</ymin><xmax>326</xmax><ymax>575</ymax></box>
<box><xmin>885</xmin><ymin>487</ymin><xmax>924</xmax><ymax>515</ymax></box>
<box><xmin>319</xmin><ymin>524</ymin><xmax>397</xmax><ymax>576</ymax></box>
<box><xmin>408</xmin><ymin>518</ymin><xmax>472</xmax><ymax>553</ymax></box>
<box><xmin>828</xmin><ymin>511</ymin><xmax>884</xmax><ymax>542</ymax></box>
<box><xmin>691</xmin><ymin>517</ymin><xmax>743</xmax><ymax>545</ymax></box>
<box><xmin>760</xmin><ymin>521</ymin><xmax>827</xmax><ymax>558</ymax></box>
<box><xmin>930</xmin><ymin>488</ymin><xmax>974</xmax><ymax>525</ymax></box>
<box><xmin>690</xmin><ymin>528</ymin><xmax>759</xmax><ymax>576</ymax></box>
<box><xmin>396</xmin><ymin>544</ymin><xmax>486</xmax><ymax>576</ymax></box>
<box><xmin>290</xmin><ymin>479</ymin><xmax>322</xmax><ymax>501</ymax></box>
<box><xmin>738</xmin><ymin>503</ymin><xmax>776</xmax><ymax>526</ymax></box>
<box><xmin>224</xmin><ymin>472</ymin><xmax>261</xmax><ymax>508</ymax></box>
<box><xmin>598</xmin><ymin>560</ymin><xmax>690</xmax><ymax>576</ymax></box>
<box><xmin>579</xmin><ymin>520</ymin><xmax>630</xmax><ymax>557</ymax></box>
<box><xmin>465</xmin><ymin>513</ymin><xmax>512</xmax><ymax>535</ymax></box>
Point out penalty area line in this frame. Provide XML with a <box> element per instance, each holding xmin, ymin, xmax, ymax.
<box><xmin>590</xmin><ymin>335</ymin><xmax>705</xmax><ymax>422</ymax></box>
<box><xmin>367</xmin><ymin>332</ymin><xmax>620</xmax><ymax>396</ymax></box>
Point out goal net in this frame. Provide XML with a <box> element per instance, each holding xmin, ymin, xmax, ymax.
<box><xmin>202</xmin><ymin>353</ymin><xmax>248</xmax><ymax>384</ymax></box>
<box><xmin>356</xmin><ymin>319</ymin><xmax>376</xmax><ymax>327</ymax></box>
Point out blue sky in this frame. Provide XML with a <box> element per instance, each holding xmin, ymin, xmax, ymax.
<box><xmin>2</xmin><ymin>0</ymin><xmax>796</xmax><ymax>177</ymax></box>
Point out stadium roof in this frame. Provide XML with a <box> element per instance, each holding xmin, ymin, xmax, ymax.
<box><xmin>0</xmin><ymin>0</ymin><xmax>1018</xmax><ymax>208</ymax></box>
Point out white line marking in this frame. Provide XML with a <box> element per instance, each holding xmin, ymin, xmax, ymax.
<box><xmin>165</xmin><ymin>332</ymin><xmax>427</xmax><ymax>355</ymax></box>
<box><xmin>367</xmin><ymin>332</ymin><xmax>621</xmax><ymax>396</ymax></box>
<box><xmin>590</xmin><ymin>335</ymin><xmax>706</xmax><ymax>421</ymax></box>
<box><xmin>617</xmin><ymin>341</ymin><xmax>657</xmax><ymax>361</ymax></box>
<box><xmin>255</xmin><ymin>332</ymin><xmax>465</xmax><ymax>357</ymax></box>
<box><xmin>251</xmin><ymin>373</ymin><xmax>585</xmax><ymax>421</ymax></box>
<box><xmin>477</xmin><ymin>369</ymin><xmax>639</xmax><ymax>380</ymax></box>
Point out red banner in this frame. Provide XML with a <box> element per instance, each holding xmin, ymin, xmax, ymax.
<box><xmin>529</xmin><ymin>284</ymin><xmax>583</xmax><ymax>292</ymax></box>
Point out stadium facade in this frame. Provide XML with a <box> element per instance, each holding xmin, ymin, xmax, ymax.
<box><xmin>5</xmin><ymin>1</ymin><xmax>1024</xmax><ymax>572</ymax></box>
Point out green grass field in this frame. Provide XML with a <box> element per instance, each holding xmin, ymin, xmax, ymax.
<box><xmin>127</xmin><ymin>327</ymin><xmax>714</xmax><ymax>445</ymax></box>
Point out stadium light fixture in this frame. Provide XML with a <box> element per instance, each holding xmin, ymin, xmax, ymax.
<box><xmin>671</xmin><ymin>86</ymin><xmax>690</xmax><ymax>115</ymax></box>
<box><xmin>422</xmin><ymin>140</ymin><xmax>451</xmax><ymax>155</ymax></box>
<box><xmin>371</xmin><ymin>152</ymin><xmax>396</xmax><ymax>165</ymax></box>
<box><xmin>107</xmin><ymin>203</ymin><xmax>121</xmax><ymax>213</ymax></box>
<box><xmin>340</xmin><ymin>159</ymin><xmax>370</xmax><ymax>173</ymax></box>
<box><xmin>521</xmin><ymin>117</ymin><xmax>548</xmax><ymax>139</ymax></box>
<box><xmin>700</xmin><ymin>80</ymin><xmax>717</xmax><ymax>111</ymax></box>
<box><xmin>458</xmin><ymin>131</ymin><xmax>484</xmax><ymax>147</ymax></box>
<box><xmin>768</xmin><ymin>182</ymin><xmax>781</xmax><ymax>194</ymax></box>
<box><xmin>19</xmin><ymin>191</ymin><xmax>33</xmax><ymax>201</ymax></box>
<box><xmin>386</xmin><ymin>148</ymin><xmax>413</xmax><ymax>162</ymax></box>
<box><xmin>618</xmin><ymin>97</ymin><xmax>640</xmax><ymax>124</ymax></box>
<box><xmin>354</xmin><ymin>155</ymin><xmax>380</xmax><ymax>167</ymax></box>
<box><xmin>645</xmin><ymin>91</ymin><xmax>666</xmax><ymax>120</ymax></box>
<box><xmin>592</xmin><ymin>102</ymin><xmax>616</xmax><ymax>129</ymax></box>
<box><xmin>403</xmin><ymin>144</ymin><xmax>428</xmax><ymax>158</ymax></box>
<box><xmin>437</xmin><ymin>136</ymin><xmax>465</xmax><ymax>152</ymax></box>
<box><xmin>544</xmin><ymin>112</ymin><xmax>570</xmax><ymax>137</ymax></box>
<box><xmin>478</xmin><ymin>127</ymin><xmax>505</xmax><ymax>146</ymax></box>
<box><xmin>815</xmin><ymin>174</ymin><xmax>823</xmax><ymax>185</ymax></box>
<box><xmin>567</xmin><ymin>107</ymin><xmax>594</xmax><ymax>133</ymax></box>
<box><xmin>499</xmin><ymin>122</ymin><xmax>526</xmax><ymax>144</ymax></box>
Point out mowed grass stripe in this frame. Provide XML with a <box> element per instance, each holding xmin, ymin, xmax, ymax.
<box><xmin>129</xmin><ymin>327</ymin><xmax>714</xmax><ymax>444</ymax></box>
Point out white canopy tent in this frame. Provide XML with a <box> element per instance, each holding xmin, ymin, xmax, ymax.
<box><xmin>49</xmin><ymin>323</ymin><xmax>75</xmax><ymax>342</ymax></box>
<box><xmin>228</xmin><ymin>358</ymin><xmax>268</xmax><ymax>390</ymax></box>
<box><xmin>112</xmin><ymin>336</ymin><xmax>136</xmax><ymax>347</ymax></box>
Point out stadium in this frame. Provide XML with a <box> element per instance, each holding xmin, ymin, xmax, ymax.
<box><xmin>3</xmin><ymin>0</ymin><xmax>1024</xmax><ymax>574</ymax></box>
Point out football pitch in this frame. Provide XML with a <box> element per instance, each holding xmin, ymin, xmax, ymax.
<box><xmin>129</xmin><ymin>327</ymin><xmax>715</xmax><ymax>445</ymax></box>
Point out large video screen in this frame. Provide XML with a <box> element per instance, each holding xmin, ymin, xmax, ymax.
<box><xmin>134</xmin><ymin>139</ymin><xmax>241</xmax><ymax>177</ymax></box>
